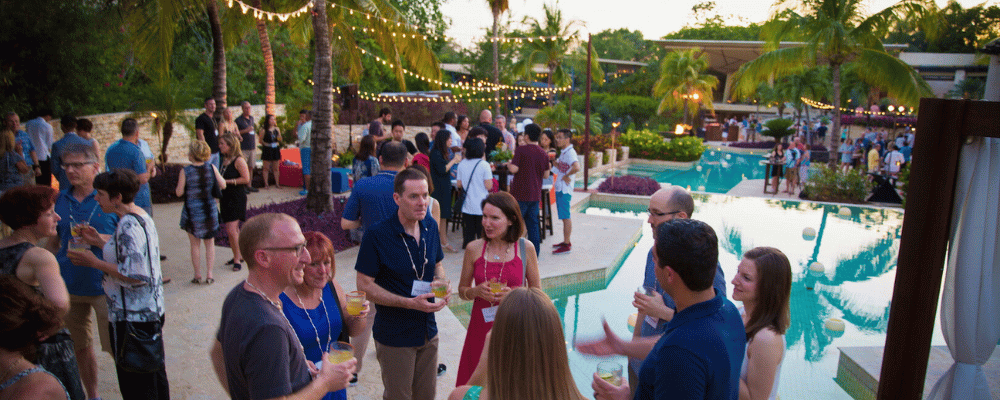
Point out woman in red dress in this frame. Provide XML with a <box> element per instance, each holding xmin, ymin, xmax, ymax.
<box><xmin>455</xmin><ymin>192</ymin><xmax>541</xmax><ymax>386</ymax></box>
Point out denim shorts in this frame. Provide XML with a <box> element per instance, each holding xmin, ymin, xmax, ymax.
<box><xmin>300</xmin><ymin>147</ymin><xmax>312</xmax><ymax>175</ymax></box>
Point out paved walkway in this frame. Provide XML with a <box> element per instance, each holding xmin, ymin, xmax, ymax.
<box><xmin>88</xmin><ymin>186</ymin><xmax>641</xmax><ymax>400</ymax></box>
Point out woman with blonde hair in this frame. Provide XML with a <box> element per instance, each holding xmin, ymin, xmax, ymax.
<box><xmin>176</xmin><ymin>140</ymin><xmax>226</xmax><ymax>284</ymax></box>
<box><xmin>220</xmin><ymin>107</ymin><xmax>239</xmax><ymax>138</ymax></box>
<box><xmin>219</xmin><ymin>133</ymin><xmax>250</xmax><ymax>271</ymax></box>
<box><xmin>0</xmin><ymin>128</ymin><xmax>28</xmax><ymax>195</ymax></box>
<box><xmin>450</xmin><ymin>287</ymin><xmax>585</xmax><ymax>400</ymax></box>
<box><xmin>732</xmin><ymin>246</ymin><xmax>792</xmax><ymax>400</ymax></box>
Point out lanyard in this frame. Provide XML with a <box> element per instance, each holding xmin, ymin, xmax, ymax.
<box><xmin>400</xmin><ymin>228</ymin><xmax>428</xmax><ymax>281</ymax></box>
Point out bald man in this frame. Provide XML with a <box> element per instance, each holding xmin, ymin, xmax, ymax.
<box><xmin>628</xmin><ymin>186</ymin><xmax>728</xmax><ymax>391</ymax></box>
<box><xmin>478</xmin><ymin>109</ymin><xmax>504</xmax><ymax>154</ymax></box>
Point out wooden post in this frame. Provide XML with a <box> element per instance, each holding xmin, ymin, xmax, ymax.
<box><xmin>584</xmin><ymin>34</ymin><xmax>592</xmax><ymax>190</ymax></box>
<box><xmin>877</xmin><ymin>98</ymin><xmax>1000</xmax><ymax>399</ymax></box>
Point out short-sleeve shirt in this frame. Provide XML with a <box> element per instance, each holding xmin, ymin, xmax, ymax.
<box><xmin>298</xmin><ymin>121</ymin><xmax>312</xmax><ymax>149</ymax></box>
<box><xmin>839</xmin><ymin>144</ymin><xmax>853</xmax><ymax>163</ymax></box>
<box><xmin>783</xmin><ymin>148</ymin><xmax>799</xmax><ymax>169</ymax></box>
<box><xmin>552</xmin><ymin>144</ymin><xmax>578</xmax><ymax>194</ymax></box>
<box><xmin>884</xmin><ymin>151</ymin><xmax>905</xmax><ymax>173</ymax></box>
<box><xmin>55</xmin><ymin>188</ymin><xmax>119</xmax><ymax>296</ymax></box>
<box><xmin>26</xmin><ymin>117</ymin><xmax>54</xmax><ymax>160</ymax></box>
<box><xmin>480</xmin><ymin>123</ymin><xmax>504</xmax><ymax>154</ymax></box>
<box><xmin>14</xmin><ymin>130</ymin><xmax>34</xmax><ymax>165</ymax></box>
<box><xmin>217</xmin><ymin>284</ymin><xmax>313</xmax><ymax>400</ymax></box>
<box><xmin>235</xmin><ymin>115</ymin><xmax>256</xmax><ymax>150</ymax></box>
<box><xmin>355</xmin><ymin>214</ymin><xmax>443</xmax><ymax>347</ymax></box>
<box><xmin>0</xmin><ymin>152</ymin><xmax>24</xmax><ymax>191</ymax></box>
<box><xmin>196</xmin><ymin>113</ymin><xmax>220</xmax><ymax>153</ymax></box>
<box><xmin>50</xmin><ymin>132</ymin><xmax>92</xmax><ymax>189</ymax></box>
<box><xmin>105</xmin><ymin>139</ymin><xmax>151</xmax><ymax>209</ymax></box>
<box><xmin>376</xmin><ymin>139</ymin><xmax>417</xmax><ymax>157</ymax></box>
<box><xmin>509</xmin><ymin>144</ymin><xmax>549</xmax><ymax>202</ymax></box>
<box><xmin>635</xmin><ymin>292</ymin><xmax>745</xmax><ymax>400</ymax></box>
<box><xmin>342</xmin><ymin>171</ymin><xmax>397</xmax><ymax>231</ymax></box>
<box><xmin>102</xmin><ymin>213</ymin><xmax>163</xmax><ymax>322</ymax></box>
<box><xmin>456</xmin><ymin>159</ymin><xmax>493</xmax><ymax>215</ymax></box>
<box><xmin>867</xmin><ymin>148</ymin><xmax>880</xmax><ymax>173</ymax></box>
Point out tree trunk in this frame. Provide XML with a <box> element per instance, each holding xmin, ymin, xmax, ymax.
<box><xmin>830</xmin><ymin>63</ymin><xmax>842</xmax><ymax>166</ymax></box>
<box><xmin>547</xmin><ymin>66</ymin><xmax>556</xmax><ymax>105</ymax></box>
<box><xmin>804</xmin><ymin>106</ymin><xmax>812</xmax><ymax>146</ymax></box>
<box><xmin>492</xmin><ymin>10</ymin><xmax>501</xmax><ymax>113</ymax></box>
<box><xmin>683</xmin><ymin>100</ymin><xmax>689</xmax><ymax>126</ymax></box>
<box><xmin>160</xmin><ymin>121</ymin><xmax>173</xmax><ymax>165</ymax></box>
<box><xmin>255</xmin><ymin>0</ymin><xmax>276</xmax><ymax>116</ymax></box>
<box><xmin>307</xmin><ymin>0</ymin><xmax>333</xmax><ymax>213</ymax></box>
<box><xmin>207</xmin><ymin>0</ymin><xmax>227</xmax><ymax>117</ymax></box>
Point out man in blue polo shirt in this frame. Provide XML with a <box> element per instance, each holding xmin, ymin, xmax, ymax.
<box><xmin>341</xmin><ymin>141</ymin><xmax>407</xmax><ymax>232</ymax></box>
<box><xmin>356</xmin><ymin>167</ymin><xmax>451</xmax><ymax>400</ymax></box>
<box><xmin>43</xmin><ymin>143</ymin><xmax>119</xmax><ymax>400</ymax></box>
<box><xmin>580</xmin><ymin>219</ymin><xmax>744</xmax><ymax>400</ymax></box>
<box><xmin>51</xmin><ymin>116</ymin><xmax>92</xmax><ymax>189</ymax></box>
<box><xmin>105</xmin><ymin>118</ymin><xmax>152</xmax><ymax>213</ymax></box>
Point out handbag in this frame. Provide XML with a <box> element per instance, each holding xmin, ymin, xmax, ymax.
<box><xmin>453</xmin><ymin>160</ymin><xmax>483</xmax><ymax>215</ymax></box>
<box><xmin>115</xmin><ymin>213</ymin><xmax>166</xmax><ymax>373</ymax></box>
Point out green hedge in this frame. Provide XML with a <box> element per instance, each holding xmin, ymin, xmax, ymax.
<box><xmin>620</xmin><ymin>129</ymin><xmax>706</xmax><ymax>162</ymax></box>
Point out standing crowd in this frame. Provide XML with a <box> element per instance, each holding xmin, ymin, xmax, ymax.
<box><xmin>3</xmin><ymin>104</ymin><xmax>793</xmax><ymax>400</ymax></box>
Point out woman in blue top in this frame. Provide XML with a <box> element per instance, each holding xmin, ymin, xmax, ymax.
<box><xmin>351</xmin><ymin>135</ymin><xmax>380</xmax><ymax>182</ymax></box>
<box><xmin>839</xmin><ymin>138</ymin><xmax>854</xmax><ymax>172</ymax></box>
<box><xmin>280</xmin><ymin>232</ymin><xmax>369</xmax><ymax>400</ymax></box>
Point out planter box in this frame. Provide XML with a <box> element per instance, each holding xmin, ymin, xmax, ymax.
<box><xmin>621</xmin><ymin>146</ymin><xmax>629</xmax><ymax>161</ymax></box>
<box><xmin>592</xmin><ymin>151</ymin><xmax>603</xmax><ymax>169</ymax></box>
<box><xmin>605</xmin><ymin>149</ymin><xmax>617</xmax><ymax>164</ymax></box>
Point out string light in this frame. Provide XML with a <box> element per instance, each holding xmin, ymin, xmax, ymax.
<box><xmin>800</xmin><ymin>97</ymin><xmax>915</xmax><ymax>115</ymax></box>
<box><xmin>225</xmin><ymin>0</ymin><xmax>311</xmax><ymax>22</ymax></box>
<box><xmin>359</xmin><ymin>49</ymin><xmax>568</xmax><ymax>95</ymax></box>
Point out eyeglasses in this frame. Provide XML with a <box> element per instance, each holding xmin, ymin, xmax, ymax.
<box><xmin>647</xmin><ymin>209</ymin><xmax>682</xmax><ymax>218</ymax></box>
<box><xmin>62</xmin><ymin>161</ymin><xmax>96</xmax><ymax>170</ymax></box>
<box><xmin>261</xmin><ymin>243</ymin><xmax>308</xmax><ymax>258</ymax></box>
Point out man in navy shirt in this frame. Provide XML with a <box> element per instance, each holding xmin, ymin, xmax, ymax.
<box><xmin>629</xmin><ymin>187</ymin><xmax>728</xmax><ymax>393</ymax></box>
<box><xmin>43</xmin><ymin>143</ymin><xmax>119</xmax><ymax>400</ymax></box>
<box><xmin>356</xmin><ymin>167</ymin><xmax>451</xmax><ymax>400</ymax></box>
<box><xmin>580</xmin><ymin>219</ymin><xmax>745</xmax><ymax>400</ymax></box>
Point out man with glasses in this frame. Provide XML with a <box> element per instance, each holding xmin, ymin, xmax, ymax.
<box><xmin>356</xmin><ymin>168</ymin><xmax>451</xmax><ymax>400</ymax></box>
<box><xmin>44</xmin><ymin>143</ymin><xmax>119</xmax><ymax>400</ymax></box>
<box><xmin>212</xmin><ymin>213</ymin><xmax>355</xmax><ymax>400</ymax></box>
<box><xmin>626</xmin><ymin>186</ymin><xmax>727</xmax><ymax>394</ymax></box>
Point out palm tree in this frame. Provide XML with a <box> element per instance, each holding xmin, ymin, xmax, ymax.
<box><xmin>488</xmin><ymin>0</ymin><xmax>509</xmax><ymax>112</ymax></box>
<box><xmin>207</xmin><ymin>0</ymin><xmax>227</xmax><ymax>116</ymax></box>
<box><xmin>254</xmin><ymin>0</ymin><xmax>277</xmax><ymax>115</ymax></box>
<box><xmin>307</xmin><ymin>0</ymin><xmax>333</xmax><ymax>213</ymax></box>
<box><xmin>730</xmin><ymin>0</ymin><xmax>938</xmax><ymax>162</ymax></box>
<box><xmin>653</xmin><ymin>49</ymin><xmax>719</xmax><ymax>126</ymax></box>
<box><xmin>534</xmin><ymin>103</ymin><xmax>602</xmax><ymax>134</ymax></box>
<box><xmin>779</xmin><ymin>67</ymin><xmax>832</xmax><ymax>144</ymax></box>
<box><xmin>513</xmin><ymin>3</ymin><xmax>580</xmax><ymax>104</ymax></box>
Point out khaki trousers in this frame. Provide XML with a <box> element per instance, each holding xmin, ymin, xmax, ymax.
<box><xmin>375</xmin><ymin>335</ymin><xmax>438</xmax><ymax>400</ymax></box>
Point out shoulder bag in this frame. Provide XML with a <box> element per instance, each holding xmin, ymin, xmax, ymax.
<box><xmin>115</xmin><ymin>213</ymin><xmax>166</xmax><ymax>373</ymax></box>
<box><xmin>453</xmin><ymin>160</ymin><xmax>483</xmax><ymax>215</ymax></box>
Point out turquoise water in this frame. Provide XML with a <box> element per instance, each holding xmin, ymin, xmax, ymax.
<box><xmin>580</xmin><ymin>148</ymin><xmax>770</xmax><ymax>194</ymax></box>
<box><xmin>556</xmin><ymin>194</ymin><xmax>933</xmax><ymax>399</ymax></box>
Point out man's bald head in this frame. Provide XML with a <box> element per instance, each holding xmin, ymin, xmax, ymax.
<box><xmin>648</xmin><ymin>186</ymin><xmax>694</xmax><ymax>230</ymax></box>
<box><xmin>479</xmin><ymin>109</ymin><xmax>493</xmax><ymax>123</ymax></box>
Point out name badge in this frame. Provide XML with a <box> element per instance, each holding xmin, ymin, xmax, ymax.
<box><xmin>644</xmin><ymin>315</ymin><xmax>659</xmax><ymax>328</ymax></box>
<box><xmin>269</xmin><ymin>143</ymin><xmax>278</xmax><ymax>148</ymax></box>
<box><xmin>411</xmin><ymin>280</ymin><xmax>431</xmax><ymax>297</ymax></box>
<box><xmin>482</xmin><ymin>305</ymin><xmax>499</xmax><ymax>323</ymax></box>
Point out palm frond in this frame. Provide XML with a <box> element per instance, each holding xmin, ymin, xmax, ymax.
<box><xmin>852</xmin><ymin>48</ymin><xmax>932</xmax><ymax>107</ymax></box>
<box><xmin>729</xmin><ymin>46</ymin><xmax>813</xmax><ymax>100</ymax></box>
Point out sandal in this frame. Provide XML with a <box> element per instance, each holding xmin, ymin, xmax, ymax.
<box><xmin>205</xmin><ymin>277</ymin><xmax>215</xmax><ymax>284</ymax></box>
<box><xmin>232</xmin><ymin>262</ymin><xmax>243</xmax><ymax>272</ymax></box>
<box><xmin>225</xmin><ymin>258</ymin><xmax>235</xmax><ymax>265</ymax></box>
<box><xmin>191</xmin><ymin>278</ymin><xmax>202</xmax><ymax>284</ymax></box>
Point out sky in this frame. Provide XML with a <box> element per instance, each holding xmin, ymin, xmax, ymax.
<box><xmin>439</xmin><ymin>0</ymin><xmax>998</xmax><ymax>49</ymax></box>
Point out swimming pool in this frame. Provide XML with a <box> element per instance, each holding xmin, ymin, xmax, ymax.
<box><xmin>556</xmin><ymin>194</ymin><xmax>934</xmax><ymax>399</ymax></box>
<box><xmin>580</xmin><ymin>148</ymin><xmax>771</xmax><ymax>194</ymax></box>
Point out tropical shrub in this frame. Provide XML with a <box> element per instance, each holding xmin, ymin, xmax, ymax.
<box><xmin>801</xmin><ymin>164</ymin><xmax>870</xmax><ymax>203</ymax></box>
<box><xmin>216</xmin><ymin>197</ymin><xmax>353</xmax><ymax>251</ymax></box>
<box><xmin>597</xmin><ymin>175</ymin><xmax>661</xmax><ymax>196</ymax></box>
<box><xmin>571</xmin><ymin>133</ymin><xmax>623</xmax><ymax>161</ymax></box>
<box><xmin>619</xmin><ymin>129</ymin><xmax>706</xmax><ymax>162</ymax></box>
<box><xmin>760</xmin><ymin>118</ymin><xmax>795</xmax><ymax>141</ymax></box>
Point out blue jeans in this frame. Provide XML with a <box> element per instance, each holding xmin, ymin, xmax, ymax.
<box><xmin>519</xmin><ymin>201</ymin><xmax>540</xmax><ymax>256</ymax></box>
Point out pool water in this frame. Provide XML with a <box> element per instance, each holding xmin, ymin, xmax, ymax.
<box><xmin>556</xmin><ymin>194</ymin><xmax>936</xmax><ymax>399</ymax></box>
<box><xmin>580</xmin><ymin>148</ymin><xmax>771</xmax><ymax>194</ymax></box>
